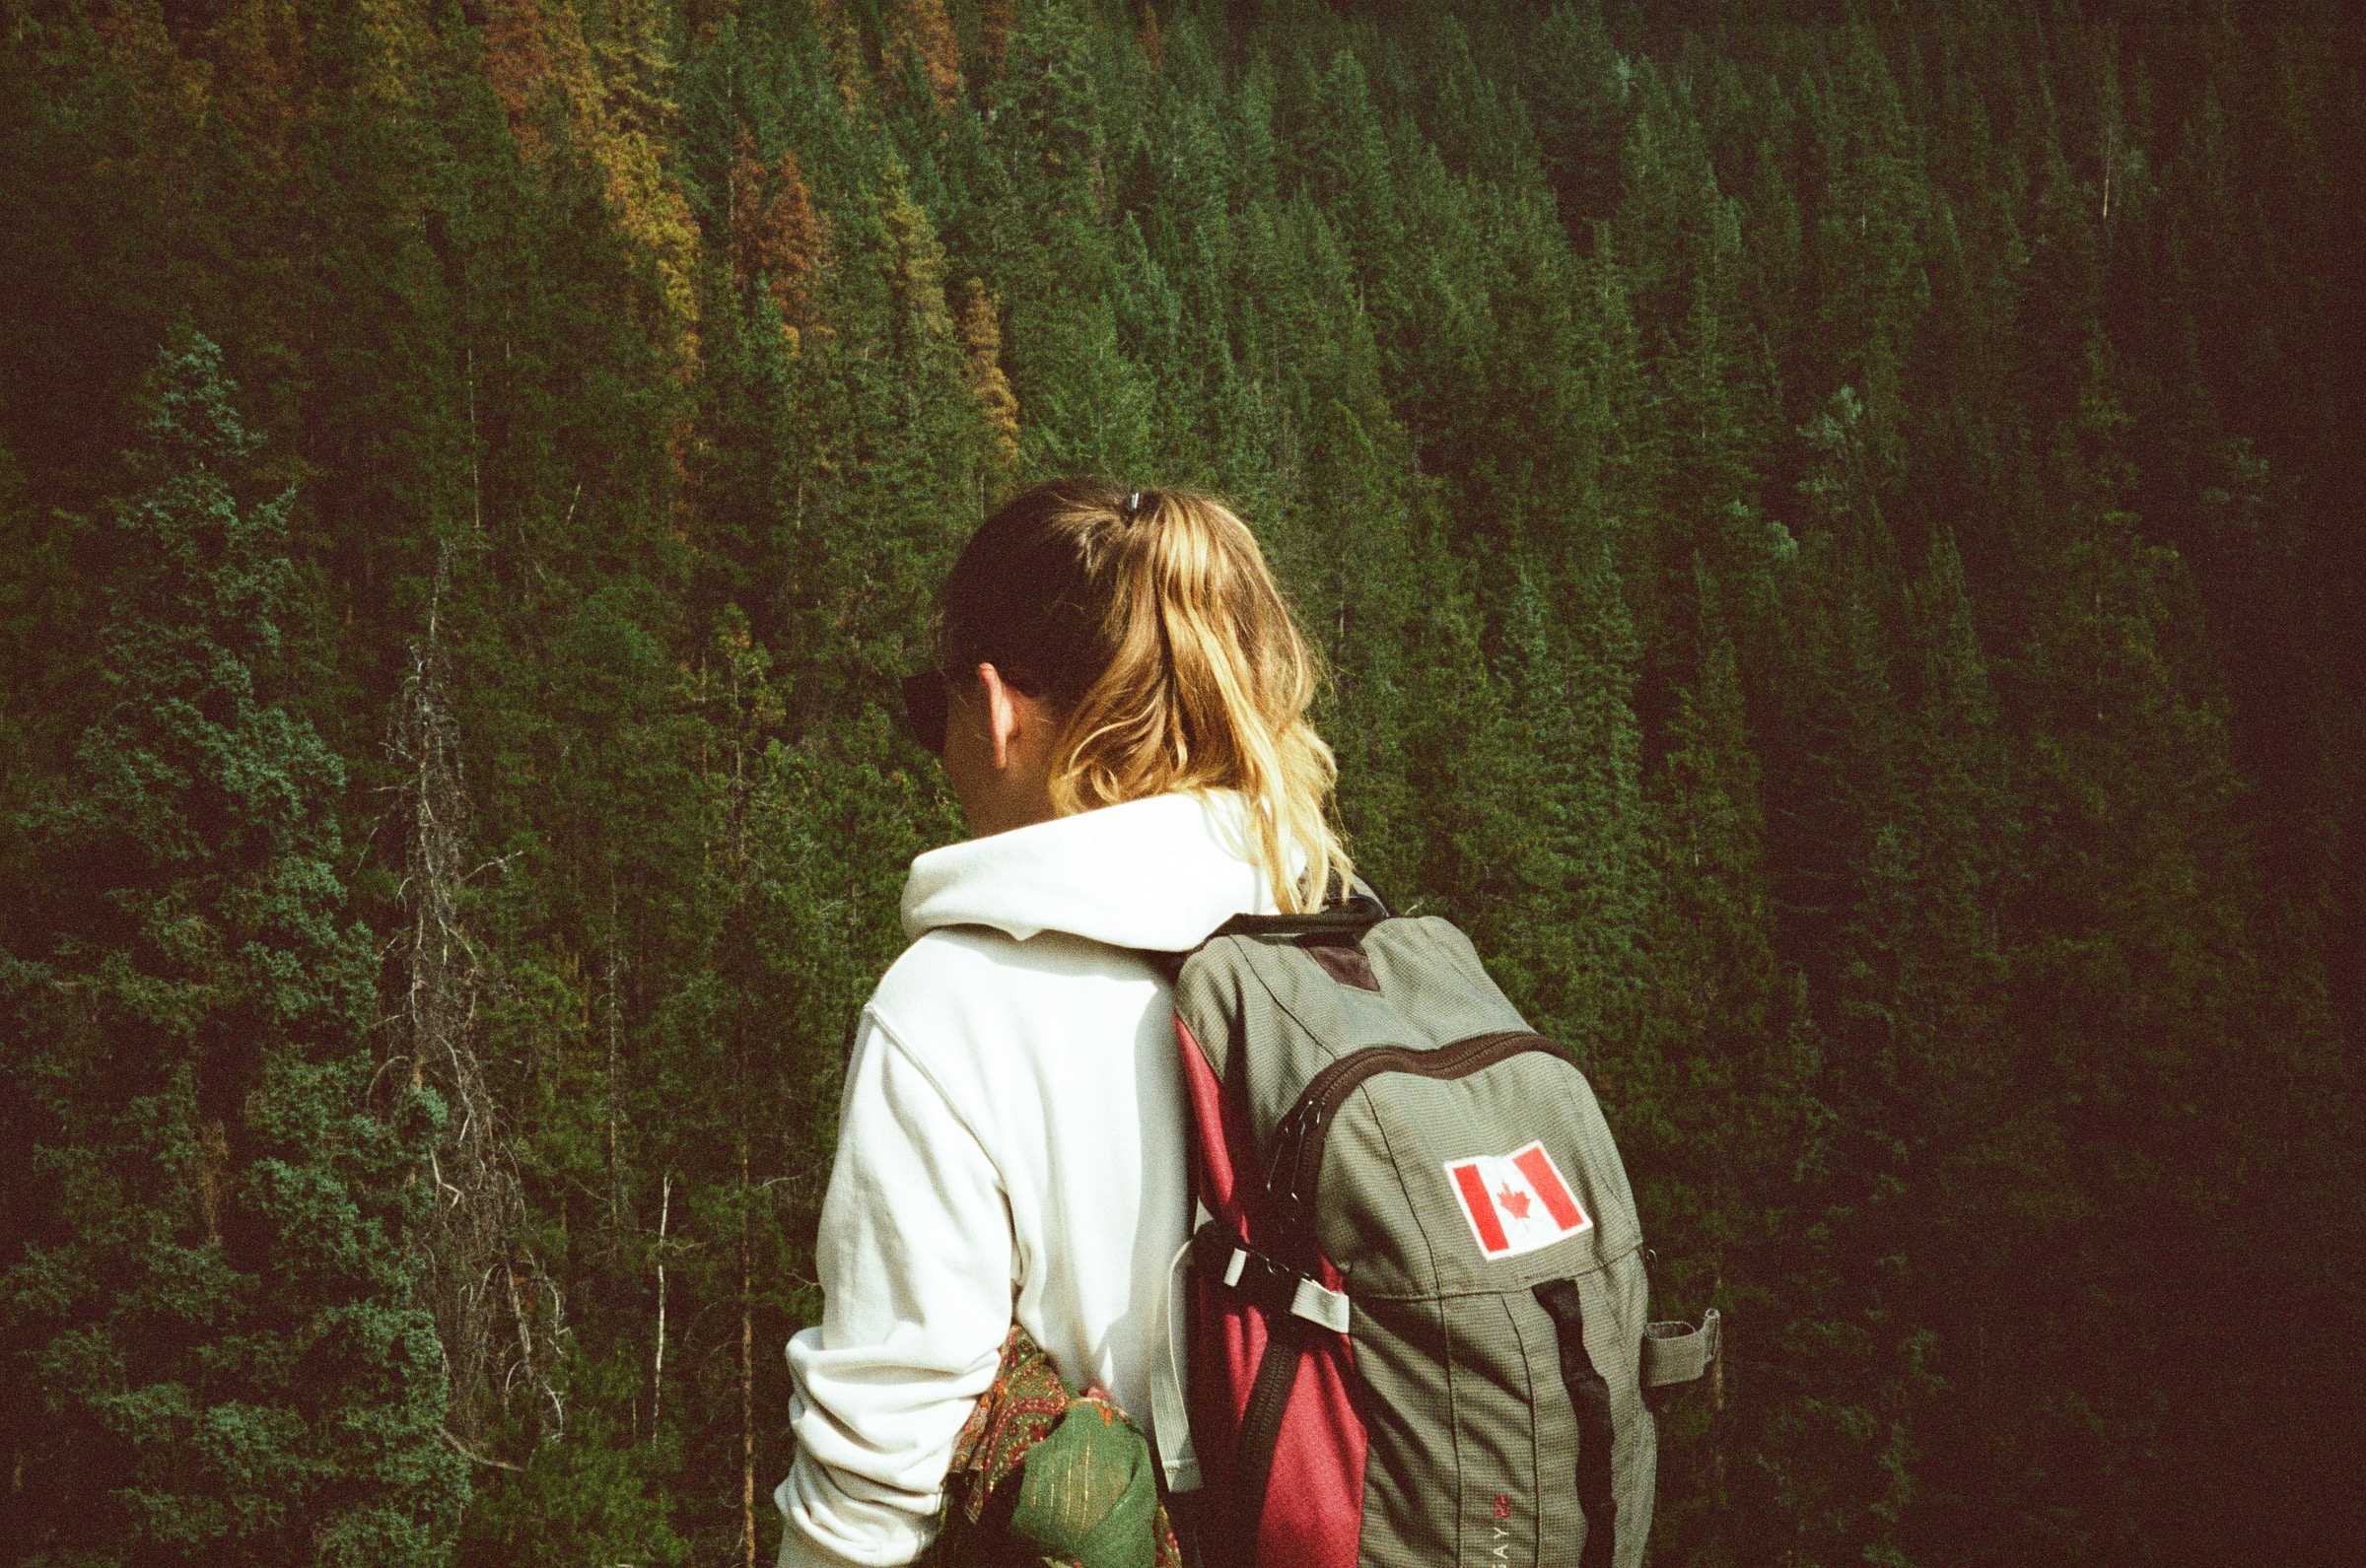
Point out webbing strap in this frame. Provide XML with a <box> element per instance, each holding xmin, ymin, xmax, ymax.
<box><xmin>1150</xmin><ymin>1202</ymin><xmax>1216</xmax><ymax>1492</ymax></box>
<box><xmin>1536</xmin><ymin>1280</ymin><xmax>1619</xmax><ymax>1568</ymax></box>
<box><xmin>1150</xmin><ymin>1214</ymin><xmax>1357</xmax><ymax>1493</ymax></box>
<box><xmin>1230</xmin><ymin>1316</ymin><xmax>1310</xmax><ymax>1567</ymax></box>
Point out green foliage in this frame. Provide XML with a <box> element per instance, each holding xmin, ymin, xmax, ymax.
<box><xmin>3</xmin><ymin>5</ymin><xmax>2360</xmax><ymax>1565</ymax></box>
<box><xmin>451</xmin><ymin>1346</ymin><xmax>688</xmax><ymax>1568</ymax></box>
<box><xmin>3</xmin><ymin>328</ymin><xmax>464</xmax><ymax>1564</ymax></box>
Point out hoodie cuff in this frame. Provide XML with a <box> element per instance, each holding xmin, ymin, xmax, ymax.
<box><xmin>773</xmin><ymin>1466</ymin><xmax>935</xmax><ymax>1568</ymax></box>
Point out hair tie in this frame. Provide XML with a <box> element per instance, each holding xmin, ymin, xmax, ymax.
<box><xmin>1124</xmin><ymin>489</ymin><xmax>1144</xmax><ymax>520</ymax></box>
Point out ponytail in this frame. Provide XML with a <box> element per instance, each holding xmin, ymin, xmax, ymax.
<box><xmin>935</xmin><ymin>479</ymin><xmax>1353</xmax><ymax>914</ymax></box>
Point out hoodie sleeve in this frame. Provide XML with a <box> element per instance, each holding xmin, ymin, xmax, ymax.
<box><xmin>774</xmin><ymin>1007</ymin><xmax>1011</xmax><ymax>1568</ymax></box>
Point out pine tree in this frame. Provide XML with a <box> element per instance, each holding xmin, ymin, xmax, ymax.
<box><xmin>1518</xmin><ymin>0</ymin><xmax>1631</xmax><ymax>240</ymax></box>
<box><xmin>1800</xmin><ymin>22</ymin><xmax>1928</xmax><ymax>489</ymax></box>
<box><xmin>1480</xmin><ymin>552</ymin><xmax>1651</xmax><ymax>1057</ymax></box>
<box><xmin>1630</xmin><ymin>558</ymin><xmax>1839</xmax><ymax>1567</ymax></box>
<box><xmin>956</xmin><ymin>277</ymin><xmax>1021</xmax><ymax>487</ymax></box>
<box><xmin>1986</xmin><ymin>327</ymin><xmax>2279</xmax><ymax>1558</ymax></box>
<box><xmin>1</xmin><ymin>327</ymin><xmax>466</xmax><ymax>1564</ymax></box>
<box><xmin>1286</xmin><ymin>45</ymin><xmax>1409</xmax><ymax>324</ymax></box>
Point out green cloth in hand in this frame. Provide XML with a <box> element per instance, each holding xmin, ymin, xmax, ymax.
<box><xmin>925</xmin><ymin>1321</ymin><xmax>1181</xmax><ymax>1568</ymax></box>
<box><xmin>1009</xmin><ymin>1398</ymin><xmax>1165</xmax><ymax>1568</ymax></box>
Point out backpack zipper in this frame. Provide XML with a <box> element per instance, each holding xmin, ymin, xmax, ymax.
<box><xmin>1262</xmin><ymin>1030</ymin><xmax>1561</xmax><ymax>1237</ymax></box>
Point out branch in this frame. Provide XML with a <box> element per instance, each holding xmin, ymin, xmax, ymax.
<box><xmin>440</xmin><ymin>1425</ymin><xmax>524</xmax><ymax>1472</ymax></box>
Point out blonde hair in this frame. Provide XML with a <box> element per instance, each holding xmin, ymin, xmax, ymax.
<box><xmin>935</xmin><ymin>478</ymin><xmax>1352</xmax><ymax>914</ymax></box>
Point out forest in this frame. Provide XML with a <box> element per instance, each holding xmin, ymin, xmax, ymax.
<box><xmin>2</xmin><ymin>0</ymin><xmax>2359</xmax><ymax>1563</ymax></box>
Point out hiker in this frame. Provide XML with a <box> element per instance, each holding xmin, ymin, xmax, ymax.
<box><xmin>772</xmin><ymin>478</ymin><xmax>1352</xmax><ymax>1567</ymax></box>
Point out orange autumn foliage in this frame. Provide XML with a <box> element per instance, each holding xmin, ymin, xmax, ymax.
<box><xmin>957</xmin><ymin>278</ymin><xmax>1020</xmax><ymax>477</ymax></box>
<box><xmin>809</xmin><ymin>0</ymin><xmax>871</xmax><ymax>115</ymax></box>
<box><xmin>976</xmin><ymin>0</ymin><xmax>1015</xmax><ymax>80</ymax></box>
<box><xmin>483</xmin><ymin>0</ymin><xmax>702</xmax><ymax>388</ymax></box>
<box><xmin>878</xmin><ymin>162</ymin><xmax>955</xmax><ymax>350</ymax></box>
<box><xmin>482</xmin><ymin>0</ymin><xmax>556</xmax><ymax>161</ymax></box>
<box><xmin>1136</xmin><ymin>1</ymin><xmax>1163</xmax><ymax>73</ymax></box>
<box><xmin>885</xmin><ymin>0</ymin><xmax>962</xmax><ymax>113</ymax></box>
<box><xmin>728</xmin><ymin>128</ymin><xmax>831</xmax><ymax>352</ymax></box>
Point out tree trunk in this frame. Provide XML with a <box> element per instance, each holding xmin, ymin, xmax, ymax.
<box><xmin>654</xmin><ymin>1171</ymin><xmax>670</xmax><ymax>1432</ymax></box>
<box><xmin>195</xmin><ymin>1118</ymin><xmax>230</xmax><ymax>1249</ymax></box>
<box><xmin>740</xmin><ymin>1134</ymin><xmax>757</xmax><ymax>1568</ymax></box>
<box><xmin>607</xmin><ymin>871</ymin><xmax>624</xmax><ymax>1236</ymax></box>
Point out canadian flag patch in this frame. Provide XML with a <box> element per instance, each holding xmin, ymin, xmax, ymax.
<box><xmin>1443</xmin><ymin>1139</ymin><xmax>1591</xmax><ymax>1260</ymax></box>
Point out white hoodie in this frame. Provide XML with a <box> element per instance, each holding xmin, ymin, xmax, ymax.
<box><xmin>772</xmin><ymin>788</ymin><xmax>1286</xmax><ymax>1567</ymax></box>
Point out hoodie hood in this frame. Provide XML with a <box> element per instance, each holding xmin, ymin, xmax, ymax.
<box><xmin>899</xmin><ymin>789</ymin><xmax>1291</xmax><ymax>950</ymax></box>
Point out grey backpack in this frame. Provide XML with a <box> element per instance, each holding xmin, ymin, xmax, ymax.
<box><xmin>1148</xmin><ymin>888</ymin><xmax>1719</xmax><ymax>1567</ymax></box>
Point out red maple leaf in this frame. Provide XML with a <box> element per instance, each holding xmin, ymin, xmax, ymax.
<box><xmin>1496</xmin><ymin>1184</ymin><xmax>1532</xmax><ymax>1221</ymax></box>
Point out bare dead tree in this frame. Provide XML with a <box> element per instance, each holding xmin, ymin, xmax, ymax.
<box><xmin>652</xmin><ymin>1170</ymin><xmax>671</xmax><ymax>1433</ymax></box>
<box><xmin>383</xmin><ymin>536</ymin><xmax>566</xmax><ymax>1452</ymax></box>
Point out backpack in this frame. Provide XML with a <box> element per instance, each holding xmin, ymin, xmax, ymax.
<box><xmin>1145</xmin><ymin>886</ymin><xmax>1720</xmax><ymax>1568</ymax></box>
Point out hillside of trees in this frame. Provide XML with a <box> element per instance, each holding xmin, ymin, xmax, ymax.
<box><xmin>3</xmin><ymin>1</ymin><xmax>2359</xmax><ymax>1563</ymax></box>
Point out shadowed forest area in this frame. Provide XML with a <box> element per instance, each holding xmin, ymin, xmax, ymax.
<box><xmin>3</xmin><ymin>0</ymin><xmax>2360</xmax><ymax>1563</ymax></box>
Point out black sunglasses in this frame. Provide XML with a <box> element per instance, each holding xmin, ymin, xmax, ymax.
<box><xmin>900</xmin><ymin>669</ymin><xmax>949</xmax><ymax>756</ymax></box>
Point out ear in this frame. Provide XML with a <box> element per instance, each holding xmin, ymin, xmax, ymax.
<box><xmin>975</xmin><ymin>661</ymin><xmax>1021</xmax><ymax>771</ymax></box>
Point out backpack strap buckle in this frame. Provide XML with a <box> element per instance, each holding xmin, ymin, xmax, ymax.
<box><xmin>1191</xmin><ymin>1223</ymin><xmax>1353</xmax><ymax>1334</ymax></box>
<box><xmin>1288</xmin><ymin>1274</ymin><xmax>1352</xmax><ymax>1333</ymax></box>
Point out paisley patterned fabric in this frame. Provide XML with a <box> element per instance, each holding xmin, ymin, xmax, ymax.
<box><xmin>923</xmin><ymin>1321</ymin><xmax>1183</xmax><ymax>1568</ymax></box>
